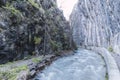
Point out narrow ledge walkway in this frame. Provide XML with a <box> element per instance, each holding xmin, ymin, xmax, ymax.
<box><xmin>89</xmin><ymin>47</ymin><xmax>120</xmax><ymax>80</ymax></box>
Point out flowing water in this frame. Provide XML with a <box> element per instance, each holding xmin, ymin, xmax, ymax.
<box><xmin>34</xmin><ymin>49</ymin><xmax>106</xmax><ymax>80</ymax></box>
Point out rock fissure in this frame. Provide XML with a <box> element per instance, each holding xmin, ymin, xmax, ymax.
<box><xmin>70</xmin><ymin>0</ymin><xmax>120</xmax><ymax>51</ymax></box>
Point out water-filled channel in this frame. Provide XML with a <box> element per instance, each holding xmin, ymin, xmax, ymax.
<box><xmin>34</xmin><ymin>49</ymin><xmax>106</xmax><ymax>80</ymax></box>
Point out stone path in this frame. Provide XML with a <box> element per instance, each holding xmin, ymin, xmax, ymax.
<box><xmin>90</xmin><ymin>47</ymin><xmax>120</xmax><ymax>80</ymax></box>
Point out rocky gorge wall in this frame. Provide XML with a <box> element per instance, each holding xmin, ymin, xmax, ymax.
<box><xmin>0</xmin><ymin>0</ymin><xmax>75</xmax><ymax>64</ymax></box>
<box><xmin>70</xmin><ymin>0</ymin><xmax>120</xmax><ymax>53</ymax></box>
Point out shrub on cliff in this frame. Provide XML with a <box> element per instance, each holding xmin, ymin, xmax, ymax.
<box><xmin>0</xmin><ymin>0</ymin><xmax>75</xmax><ymax>64</ymax></box>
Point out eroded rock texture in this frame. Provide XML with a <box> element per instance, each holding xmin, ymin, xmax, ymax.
<box><xmin>70</xmin><ymin>0</ymin><xmax>120</xmax><ymax>53</ymax></box>
<box><xmin>0</xmin><ymin>0</ymin><xmax>74</xmax><ymax>64</ymax></box>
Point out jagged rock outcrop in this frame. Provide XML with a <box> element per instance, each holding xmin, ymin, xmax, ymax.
<box><xmin>70</xmin><ymin>0</ymin><xmax>120</xmax><ymax>53</ymax></box>
<box><xmin>0</xmin><ymin>0</ymin><xmax>74</xmax><ymax>64</ymax></box>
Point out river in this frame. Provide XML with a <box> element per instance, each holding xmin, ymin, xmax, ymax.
<box><xmin>34</xmin><ymin>49</ymin><xmax>106</xmax><ymax>80</ymax></box>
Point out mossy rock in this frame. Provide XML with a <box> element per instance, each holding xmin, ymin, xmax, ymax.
<box><xmin>32</xmin><ymin>57</ymin><xmax>42</xmax><ymax>63</ymax></box>
<box><xmin>28</xmin><ymin>0</ymin><xmax>40</xmax><ymax>9</ymax></box>
<box><xmin>105</xmin><ymin>73</ymin><xmax>108</xmax><ymax>80</ymax></box>
<box><xmin>3</xmin><ymin>3</ymin><xmax>22</xmax><ymax>16</ymax></box>
<box><xmin>50</xmin><ymin>40</ymin><xmax>62</xmax><ymax>52</ymax></box>
<box><xmin>0</xmin><ymin>65</ymin><xmax>28</xmax><ymax>80</ymax></box>
<box><xmin>108</xmin><ymin>46</ymin><xmax>113</xmax><ymax>52</ymax></box>
<box><xmin>34</xmin><ymin>37</ymin><xmax>42</xmax><ymax>45</ymax></box>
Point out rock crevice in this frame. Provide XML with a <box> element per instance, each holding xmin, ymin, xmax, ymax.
<box><xmin>70</xmin><ymin>0</ymin><xmax>120</xmax><ymax>53</ymax></box>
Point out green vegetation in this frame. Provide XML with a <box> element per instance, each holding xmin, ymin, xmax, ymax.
<box><xmin>0</xmin><ymin>65</ymin><xmax>28</xmax><ymax>80</ymax></box>
<box><xmin>105</xmin><ymin>73</ymin><xmax>108</xmax><ymax>80</ymax></box>
<box><xmin>28</xmin><ymin>0</ymin><xmax>40</xmax><ymax>9</ymax></box>
<box><xmin>28</xmin><ymin>0</ymin><xmax>45</xmax><ymax>14</ymax></box>
<box><xmin>50</xmin><ymin>40</ymin><xmax>62</xmax><ymax>55</ymax></box>
<box><xmin>108</xmin><ymin>46</ymin><xmax>113</xmax><ymax>52</ymax></box>
<box><xmin>0</xmin><ymin>0</ymin><xmax>73</xmax><ymax>66</ymax></box>
<box><xmin>32</xmin><ymin>57</ymin><xmax>42</xmax><ymax>63</ymax></box>
<box><xmin>34</xmin><ymin>37</ymin><xmax>42</xmax><ymax>45</ymax></box>
<box><xmin>3</xmin><ymin>3</ymin><xmax>22</xmax><ymax>17</ymax></box>
<box><xmin>2</xmin><ymin>2</ymin><xmax>23</xmax><ymax>23</ymax></box>
<box><xmin>0</xmin><ymin>56</ymin><xmax>43</xmax><ymax>79</ymax></box>
<box><xmin>0</xmin><ymin>62</ymin><xmax>16</xmax><ymax>67</ymax></box>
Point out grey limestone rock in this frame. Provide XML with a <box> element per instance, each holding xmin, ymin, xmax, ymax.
<box><xmin>70</xmin><ymin>0</ymin><xmax>120</xmax><ymax>53</ymax></box>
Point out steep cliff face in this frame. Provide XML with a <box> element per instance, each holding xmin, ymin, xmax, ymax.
<box><xmin>70</xmin><ymin>0</ymin><xmax>120</xmax><ymax>52</ymax></box>
<box><xmin>0</xmin><ymin>0</ymin><xmax>74</xmax><ymax>64</ymax></box>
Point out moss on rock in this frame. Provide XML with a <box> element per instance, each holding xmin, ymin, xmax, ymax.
<box><xmin>0</xmin><ymin>65</ymin><xmax>28</xmax><ymax>80</ymax></box>
<box><xmin>108</xmin><ymin>46</ymin><xmax>113</xmax><ymax>52</ymax></box>
<box><xmin>0</xmin><ymin>0</ymin><xmax>75</xmax><ymax>64</ymax></box>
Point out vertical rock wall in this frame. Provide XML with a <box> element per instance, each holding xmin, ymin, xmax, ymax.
<box><xmin>0</xmin><ymin>0</ymin><xmax>74</xmax><ymax>64</ymax></box>
<box><xmin>70</xmin><ymin>0</ymin><xmax>120</xmax><ymax>53</ymax></box>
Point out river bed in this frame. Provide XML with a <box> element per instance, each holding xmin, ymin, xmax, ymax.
<box><xmin>34</xmin><ymin>49</ymin><xmax>106</xmax><ymax>80</ymax></box>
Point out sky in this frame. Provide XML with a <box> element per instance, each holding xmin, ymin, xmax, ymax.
<box><xmin>57</xmin><ymin>0</ymin><xmax>78</xmax><ymax>20</ymax></box>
